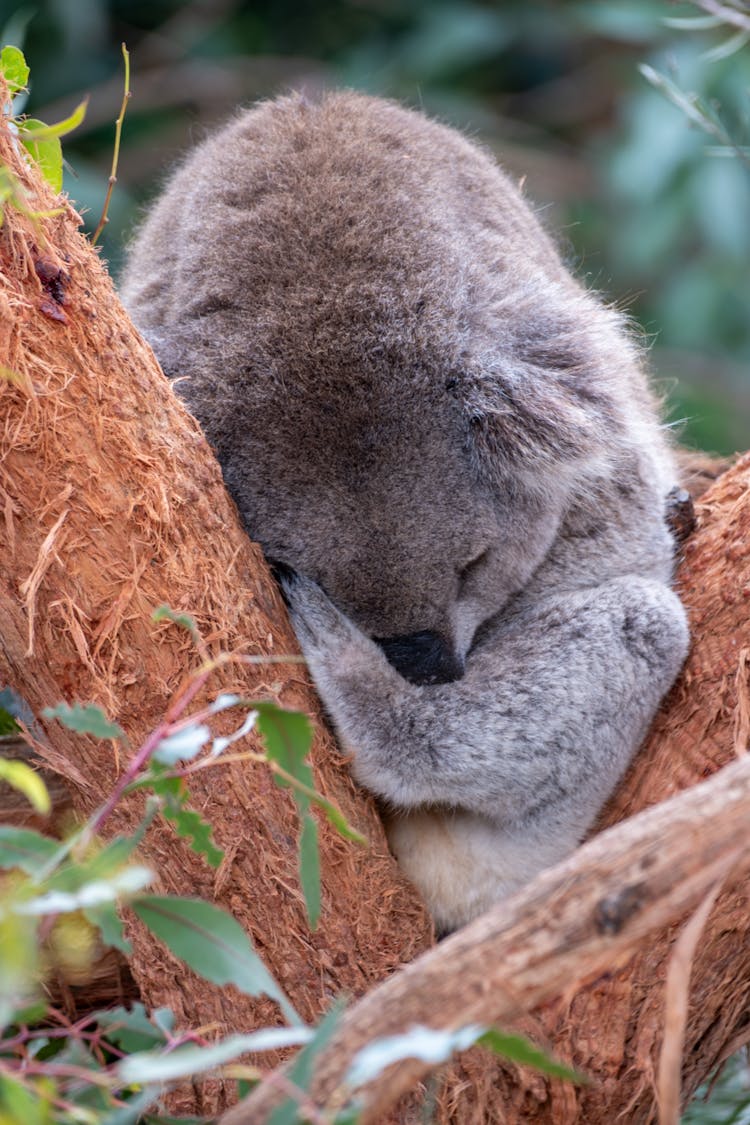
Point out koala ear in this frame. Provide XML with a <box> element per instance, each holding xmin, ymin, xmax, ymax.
<box><xmin>463</xmin><ymin>360</ymin><xmax>612</xmax><ymax>476</ymax></box>
<box><xmin>460</xmin><ymin>302</ymin><xmax>625</xmax><ymax>478</ymax></box>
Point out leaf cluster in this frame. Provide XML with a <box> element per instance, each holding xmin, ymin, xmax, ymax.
<box><xmin>0</xmin><ymin>44</ymin><xmax>85</xmax><ymax>215</ymax></box>
<box><xmin>0</xmin><ymin>596</ymin><xmax>581</xmax><ymax>1123</ymax></box>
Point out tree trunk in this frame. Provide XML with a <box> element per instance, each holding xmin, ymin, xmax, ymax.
<box><xmin>2</xmin><ymin>91</ymin><xmax>750</xmax><ymax>1124</ymax></box>
<box><xmin>0</xmin><ymin>96</ymin><xmax>432</xmax><ymax>1118</ymax></box>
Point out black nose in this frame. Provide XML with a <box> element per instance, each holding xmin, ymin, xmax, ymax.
<box><xmin>375</xmin><ymin>630</ymin><xmax>464</xmax><ymax>685</ymax></box>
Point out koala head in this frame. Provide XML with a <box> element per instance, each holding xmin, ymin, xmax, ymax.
<box><xmin>178</xmin><ymin>342</ymin><xmax>574</xmax><ymax>686</ymax></box>
<box><xmin>122</xmin><ymin>91</ymin><xmax>626</xmax><ymax>684</ymax></box>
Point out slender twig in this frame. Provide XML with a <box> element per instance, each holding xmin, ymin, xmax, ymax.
<box><xmin>91</xmin><ymin>43</ymin><xmax>130</xmax><ymax>246</ymax></box>
<box><xmin>689</xmin><ymin>0</ymin><xmax>750</xmax><ymax>34</ymax></box>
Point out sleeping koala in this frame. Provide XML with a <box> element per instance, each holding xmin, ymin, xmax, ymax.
<box><xmin>121</xmin><ymin>90</ymin><xmax>689</xmax><ymax>933</ymax></box>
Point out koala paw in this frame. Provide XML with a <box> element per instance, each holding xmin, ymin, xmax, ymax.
<box><xmin>278</xmin><ymin>571</ymin><xmax>408</xmax><ymax>772</ymax></box>
<box><xmin>278</xmin><ymin>570</ymin><xmax>392</xmax><ymax>692</ymax></box>
<box><xmin>279</xmin><ymin>570</ymin><xmax>355</xmax><ymax>652</ymax></box>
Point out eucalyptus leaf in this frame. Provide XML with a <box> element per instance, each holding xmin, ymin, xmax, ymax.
<box><xmin>208</xmin><ymin>693</ymin><xmax>243</xmax><ymax>714</ymax></box>
<box><xmin>478</xmin><ymin>1029</ymin><xmax>585</xmax><ymax>1083</ymax></box>
<box><xmin>118</xmin><ymin>1027</ymin><xmax>312</xmax><ymax>1084</ymax></box>
<box><xmin>163</xmin><ymin>804</ymin><xmax>223</xmax><ymax>868</ymax></box>
<box><xmin>83</xmin><ymin>902</ymin><xmax>131</xmax><ymax>954</ymax></box>
<box><xmin>347</xmin><ymin>1023</ymin><xmax>584</xmax><ymax>1090</ymax></box>
<box><xmin>153</xmin><ymin>723</ymin><xmax>211</xmax><ymax>764</ymax></box>
<box><xmin>99</xmin><ymin>1088</ymin><xmax>163</xmax><ymax>1125</ymax></box>
<box><xmin>132</xmin><ymin>895</ymin><xmax>299</xmax><ymax>1024</ymax></box>
<box><xmin>14</xmin><ymin>866</ymin><xmax>152</xmax><ymax>916</ymax></box>
<box><xmin>299</xmin><ymin>811</ymin><xmax>321</xmax><ymax>930</ymax></box>
<box><xmin>0</xmin><ymin>705</ymin><xmax>19</xmax><ymax>735</ymax></box>
<box><xmin>269</xmin><ymin>1003</ymin><xmax>344</xmax><ymax>1125</ymax></box>
<box><xmin>254</xmin><ymin>701</ymin><xmax>314</xmax><ymax>808</ymax></box>
<box><xmin>0</xmin><ymin>825</ymin><xmax>58</xmax><ymax>875</ymax></box>
<box><xmin>43</xmin><ymin>702</ymin><xmax>125</xmax><ymax>742</ymax></box>
<box><xmin>211</xmin><ymin>711</ymin><xmax>256</xmax><ymax>756</ymax></box>
<box><xmin>0</xmin><ymin>758</ymin><xmax>50</xmax><ymax>815</ymax></box>
<box><xmin>347</xmin><ymin>1024</ymin><xmax>485</xmax><ymax>1088</ymax></box>
<box><xmin>152</xmin><ymin>605</ymin><xmax>201</xmax><ymax>643</ymax></box>
<box><xmin>1</xmin><ymin>45</ymin><xmax>29</xmax><ymax>96</ymax></box>
<box><xmin>95</xmin><ymin>1003</ymin><xmax>171</xmax><ymax>1054</ymax></box>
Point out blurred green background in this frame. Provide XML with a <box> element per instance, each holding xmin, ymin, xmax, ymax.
<box><xmin>3</xmin><ymin>0</ymin><xmax>750</xmax><ymax>455</ymax></box>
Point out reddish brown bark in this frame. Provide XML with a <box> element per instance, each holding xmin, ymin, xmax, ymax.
<box><xmin>0</xmin><ymin>91</ymin><xmax>431</xmax><ymax>1118</ymax></box>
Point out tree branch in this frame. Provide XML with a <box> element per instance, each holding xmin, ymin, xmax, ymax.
<box><xmin>226</xmin><ymin>753</ymin><xmax>750</xmax><ymax>1123</ymax></box>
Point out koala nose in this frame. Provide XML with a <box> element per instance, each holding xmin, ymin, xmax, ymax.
<box><xmin>376</xmin><ymin>630</ymin><xmax>464</xmax><ymax>685</ymax></box>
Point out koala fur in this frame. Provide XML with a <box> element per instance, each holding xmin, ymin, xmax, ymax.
<box><xmin>121</xmin><ymin>90</ymin><xmax>689</xmax><ymax>933</ymax></box>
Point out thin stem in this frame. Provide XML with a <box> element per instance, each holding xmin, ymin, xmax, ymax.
<box><xmin>91</xmin><ymin>44</ymin><xmax>130</xmax><ymax>246</ymax></box>
<box><xmin>691</xmin><ymin>0</ymin><xmax>750</xmax><ymax>33</ymax></box>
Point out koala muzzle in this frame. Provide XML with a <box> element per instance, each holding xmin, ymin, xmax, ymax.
<box><xmin>376</xmin><ymin>630</ymin><xmax>464</xmax><ymax>686</ymax></box>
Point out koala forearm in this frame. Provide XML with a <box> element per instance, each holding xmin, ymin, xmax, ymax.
<box><xmin>284</xmin><ymin>573</ymin><xmax>689</xmax><ymax>822</ymax></box>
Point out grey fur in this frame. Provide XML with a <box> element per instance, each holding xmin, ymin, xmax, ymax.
<box><xmin>121</xmin><ymin>90</ymin><xmax>689</xmax><ymax>932</ymax></box>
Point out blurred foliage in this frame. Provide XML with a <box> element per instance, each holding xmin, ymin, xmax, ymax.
<box><xmin>682</xmin><ymin>1049</ymin><xmax>750</xmax><ymax>1124</ymax></box>
<box><xmin>3</xmin><ymin>0</ymin><xmax>749</xmax><ymax>452</ymax></box>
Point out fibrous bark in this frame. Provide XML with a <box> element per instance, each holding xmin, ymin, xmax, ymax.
<box><xmin>0</xmin><ymin>91</ymin><xmax>431</xmax><ymax>1118</ymax></box>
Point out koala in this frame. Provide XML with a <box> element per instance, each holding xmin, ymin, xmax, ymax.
<box><xmin>121</xmin><ymin>90</ymin><xmax>689</xmax><ymax>934</ymax></box>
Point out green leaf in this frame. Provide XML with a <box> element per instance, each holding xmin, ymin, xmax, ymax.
<box><xmin>236</xmin><ymin>1079</ymin><xmax>255</xmax><ymax>1101</ymax></box>
<box><xmin>132</xmin><ymin>895</ymin><xmax>300</xmax><ymax>1024</ymax></box>
<box><xmin>132</xmin><ymin>761</ymin><xmax>184</xmax><ymax>798</ymax></box>
<box><xmin>477</xmin><ymin>1030</ymin><xmax>585</xmax><ymax>1083</ymax></box>
<box><xmin>253</xmin><ymin>701</ymin><xmax>365</xmax><ymax>842</ymax></box>
<box><xmin>0</xmin><ymin>825</ymin><xmax>59</xmax><ymax>875</ymax></box>
<box><xmin>118</xmin><ymin>1027</ymin><xmax>313</xmax><ymax>1085</ymax></box>
<box><xmin>0</xmin><ymin>1072</ymin><xmax>46</xmax><ymax>1125</ymax></box>
<box><xmin>98</xmin><ymin>1089</ymin><xmax>162</xmax><ymax>1125</ymax></box>
<box><xmin>15</xmin><ymin>866</ymin><xmax>152</xmax><ymax>915</ymax></box>
<box><xmin>19</xmin><ymin>97</ymin><xmax>88</xmax><ymax>140</ymax></box>
<box><xmin>0</xmin><ymin>758</ymin><xmax>50</xmax><ymax>814</ymax></box>
<box><xmin>143</xmin><ymin>1117</ymin><xmax>207</xmax><ymax>1125</ymax></box>
<box><xmin>83</xmin><ymin>902</ymin><xmax>131</xmax><ymax>954</ymax></box>
<box><xmin>210</xmin><ymin>710</ymin><xmax>256</xmax><ymax>756</ymax></box>
<box><xmin>163</xmin><ymin>804</ymin><xmax>223</xmax><ymax>868</ymax></box>
<box><xmin>19</xmin><ymin>120</ymin><xmax>63</xmax><ymax>192</ymax></box>
<box><xmin>1</xmin><ymin>45</ymin><xmax>29</xmax><ymax>96</ymax></box>
<box><xmin>0</xmin><ymin>705</ymin><xmax>19</xmax><ymax>735</ymax></box>
<box><xmin>255</xmin><ymin>702</ymin><xmax>314</xmax><ymax>809</ymax></box>
<box><xmin>9</xmin><ymin>999</ymin><xmax>48</xmax><ymax>1026</ymax></box>
<box><xmin>137</xmin><ymin>766</ymin><xmax>222</xmax><ymax>867</ymax></box>
<box><xmin>95</xmin><ymin>1003</ymin><xmax>171</xmax><ymax>1054</ymax></box>
<box><xmin>346</xmin><ymin>1024</ymin><xmax>486</xmax><ymax>1088</ymax></box>
<box><xmin>43</xmin><ymin>702</ymin><xmax>125</xmax><ymax>742</ymax></box>
<box><xmin>309</xmin><ymin>789</ymin><xmax>367</xmax><ymax>845</ymax></box>
<box><xmin>152</xmin><ymin>604</ymin><xmax>201</xmax><ymax>644</ymax></box>
<box><xmin>299</xmin><ymin>812</ymin><xmax>321</xmax><ymax>930</ymax></box>
<box><xmin>208</xmin><ymin>693</ymin><xmax>243</xmax><ymax>714</ymax></box>
<box><xmin>347</xmin><ymin>1025</ymin><xmax>585</xmax><ymax>1090</ymax></box>
<box><xmin>0</xmin><ymin>912</ymin><xmax>39</xmax><ymax>1031</ymax></box>
<box><xmin>92</xmin><ymin>802</ymin><xmax>158</xmax><ymax>872</ymax></box>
